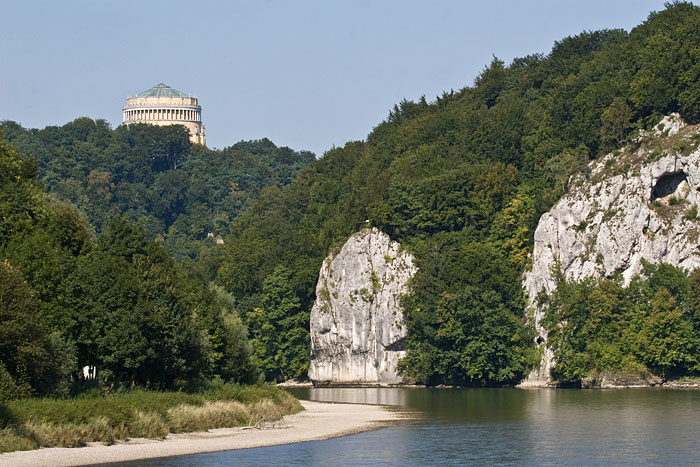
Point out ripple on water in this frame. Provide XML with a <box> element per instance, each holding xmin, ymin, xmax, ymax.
<box><xmin>105</xmin><ymin>388</ymin><xmax>700</xmax><ymax>466</ymax></box>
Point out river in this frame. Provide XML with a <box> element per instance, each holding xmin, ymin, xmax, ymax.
<box><xmin>111</xmin><ymin>387</ymin><xmax>700</xmax><ymax>465</ymax></box>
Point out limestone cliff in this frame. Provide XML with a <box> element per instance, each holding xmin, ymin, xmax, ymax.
<box><xmin>309</xmin><ymin>228</ymin><xmax>416</xmax><ymax>386</ymax></box>
<box><xmin>522</xmin><ymin>114</ymin><xmax>700</xmax><ymax>386</ymax></box>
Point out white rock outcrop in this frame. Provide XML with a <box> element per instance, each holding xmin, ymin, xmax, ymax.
<box><xmin>309</xmin><ymin>228</ymin><xmax>417</xmax><ymax>386</ymax></box>
<box><xmin>522</xmin><ymin>114</ymin><xmax>700</xmax><ymax>386</ymax></box>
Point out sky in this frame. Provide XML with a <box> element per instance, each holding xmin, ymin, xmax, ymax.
<box><xmin>0</xmin><ymin>0</ymin><xmax>684</xmax><ymax>156</ymax></box>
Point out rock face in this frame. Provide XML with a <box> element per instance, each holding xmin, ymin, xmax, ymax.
<box><xmin>309</xmin><ymin>228</ymin><xmax>417</xmax><ymax>386</ymax></box>
<box><xmin>522</xmin><ymin>114</ymin><xmax>700</xmax><ymax>386</ymax></box>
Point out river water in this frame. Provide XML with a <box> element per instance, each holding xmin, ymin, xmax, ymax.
<box><xmin>114</xmin><ymin>387</ymin><xmax>700</xmax><ymax>466</ymax></box>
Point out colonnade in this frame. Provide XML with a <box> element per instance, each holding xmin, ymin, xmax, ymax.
<box><xmin>123</xmin><ymin>108</ymin><xmax>201</xmax><ymax>123</ymax></box>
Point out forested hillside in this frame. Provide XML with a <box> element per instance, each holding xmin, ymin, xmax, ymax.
<box><xmin>0</xmin><ymin>120</ymin><xmax>314</xmax><ymax>263</ymax></box>
<box><xmin>2</xmin><ymin>2</ymin><xmax>699</xmax><ymax>390</ymax></box>
<box><xmin>0</xmin><ymin>131</ymin><xmax>274</xmax><ymax>398</ymax></box>
<box><xmin>217</xmin><ymin>2</ymin><xmax>700</xmax><ymax>385</ymax></box>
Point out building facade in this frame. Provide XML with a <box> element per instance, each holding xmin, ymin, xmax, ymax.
<box><xmin>123</xmin><ymin>83</ymin><xmax>205</xmax><ymax>145</ymax></box>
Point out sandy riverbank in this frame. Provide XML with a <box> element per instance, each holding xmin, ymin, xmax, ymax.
<box><xmin>0</xmin><ymin>401</ymin><xmax>410</xmax><ymax>467</ymax></box>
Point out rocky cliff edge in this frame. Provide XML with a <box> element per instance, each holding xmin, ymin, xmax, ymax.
<box><xmin>522</xmin><ymin>114</ymin><xmax>700</xmax><ymax>386</ymax></box>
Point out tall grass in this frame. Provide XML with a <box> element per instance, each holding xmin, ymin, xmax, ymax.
<box><xmin>0</xmin><ymin>384</ymin><xmax>302</xmax><ymax>453</ymax></box>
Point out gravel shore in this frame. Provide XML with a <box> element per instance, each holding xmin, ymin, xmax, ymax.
<box><xmin>0</xmin><ymin>401</ymin><xmax>408</xmax><ymax>467</ymax></box>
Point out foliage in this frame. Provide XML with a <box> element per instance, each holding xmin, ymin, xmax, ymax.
<box><xmin>2</xmin><ymin>3</ymin><xmax>699</xmax><ymax>389</ymax></box>
<box><xmin>542</xmin><ymin>263</ymin><xmax>700</xmax><ymax>383</ymax></box>
<box><xmin>397</xmin><ymin>238</ymin><xmax>536</xmax><ymax>385</ymax></box>
<box><xmin>0</xmin><ymin>260</ymin><xmax>75</xmax><ymax>400</ymax></box>
<box><xmin>247</xmin><ymin>266</ymin><xmax>310</xmax><ymax>381</ymax></box>
<box><xmin>216</xmin><ymin>3</ymin><xmax>700</xmax><ymax>384</ymax></box>
<box><xmin>0</xmin><ymin>120</ymin><xmax>315</xmax><ymax>264</ymax></box>
<box><xmin>0</xmin><ymin>132</ymin><xmax>259</xmax><ymax>397</ymax></box>
<box><xmin>59</xmin><ymin>218</ymin><xmax>261</xmax><ymax>389</ymax></box>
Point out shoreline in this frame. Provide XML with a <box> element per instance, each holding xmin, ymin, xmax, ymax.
<box><xmin>0</xmin><ymin>401</ymin><xmax>411</xmax><ymax>467</ymax></box>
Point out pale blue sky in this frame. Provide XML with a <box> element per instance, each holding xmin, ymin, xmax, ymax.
<box><xmin>0</xmin><ymin>1</ymin><xmax>680</xmax><ymax>155</ymax></box>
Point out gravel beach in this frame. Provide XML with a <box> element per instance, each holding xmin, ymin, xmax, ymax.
<box><xmin>0</xmin><ymin>401</ymin><xmax>408</xmax><ymax>467</ymax></box>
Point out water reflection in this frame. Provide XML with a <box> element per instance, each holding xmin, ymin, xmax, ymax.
<box><xmin>289</xmin><ymin>386</ymin><xmax>533</xmax><ymax>422</ymax></box>
<box><xmin>295</xmin><ymin>387</ymin><xmax>412</xmax><ymax>406</ymax></box>
<box><xmin>109</xmin><ymin>388</ymin><xmax>700</xmax><ymax>466</ymax></box>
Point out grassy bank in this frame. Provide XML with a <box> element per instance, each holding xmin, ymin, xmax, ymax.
<box><xmin>0</xmin><ymin>384</ymin><xmax>302</xmax><ymax>453</ymax></box>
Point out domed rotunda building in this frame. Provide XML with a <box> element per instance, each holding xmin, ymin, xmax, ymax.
<box><xmin>122</xmin><ymin>83</ymin><xmax>206</xmax><ymax>145</ymax></box>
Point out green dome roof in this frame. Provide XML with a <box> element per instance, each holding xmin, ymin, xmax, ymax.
<box><xmin>138</xmin><ymin>83</ymin><xmax>188</xmax><ymax>98</ymax></box>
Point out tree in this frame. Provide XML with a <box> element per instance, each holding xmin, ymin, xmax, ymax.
<box><xmin>0</xmin><ymin>136</ymin><xmax>44</xmax><ymax>245</ymax></box>
<box><xmin>0</xmin><ymin>260</ymin><xmax>75</xmax><ymax>399</ymax></box>
<box><xmin>600</xmin><ymin>97</ymin><xmax>634</xmax><ymax>147</ymax></box>
<box><xmin>638</xmin><ymin>289</ymin><xmax>695</xmax><ymax>378</ymax></box>
<box><xmin>247</xmin><ymin>266</ymin><xmax>309</xmax><ymax>381</ymax></box>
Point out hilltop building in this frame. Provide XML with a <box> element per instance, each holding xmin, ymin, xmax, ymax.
<box><xmin>122</xmin><ymin>83</ymin><xmax>205</xmax><ymax>145</ymax></box>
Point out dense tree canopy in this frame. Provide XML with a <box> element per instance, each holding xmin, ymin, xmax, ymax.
<box><xmin>0</xmin><ymin>120</ymin><xmax>315</xmax><ymax>263</ymax></box>
<box><xmin>542</xmin><ymin>263</ymin><xmax>700</xmax><ymax>383</ymax></box>
<box><xmin>2</xmin><ymin>3</ymin><xmax>700</xmax><ymax>390</ymax></box>
<box><xmin>217</xmin><ymin>2</ymin><xmax>700</xmax><ymax>385</ymax></box>
<box><xmin>0</xmin><ymin>132</ymin><xmax>258</xmax><ymax>399</ymax></box>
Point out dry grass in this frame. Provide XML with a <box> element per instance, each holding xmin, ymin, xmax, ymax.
<box><xmin>129</xmin><ymin>410</ymin><xmax>169</xmax><ymax>439</ymax></box>
<box><xmin>23</xmin><ymin>417</ymin><xmax>118</xmax><ymax>448</ymax></box>
<box><xmin>0</xmin><ymin>428</ymin><xmax>37</xmax><ymax>452</ymax></box>
<box><xmin>0</xmin><ymin>385</ymin><xmax>302</xmax><ymax>453</ymax></box>
<box><xmin>168</xmin><ymin>400</ymin><xmax>250</xmax><ymax>432</ymax></box>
